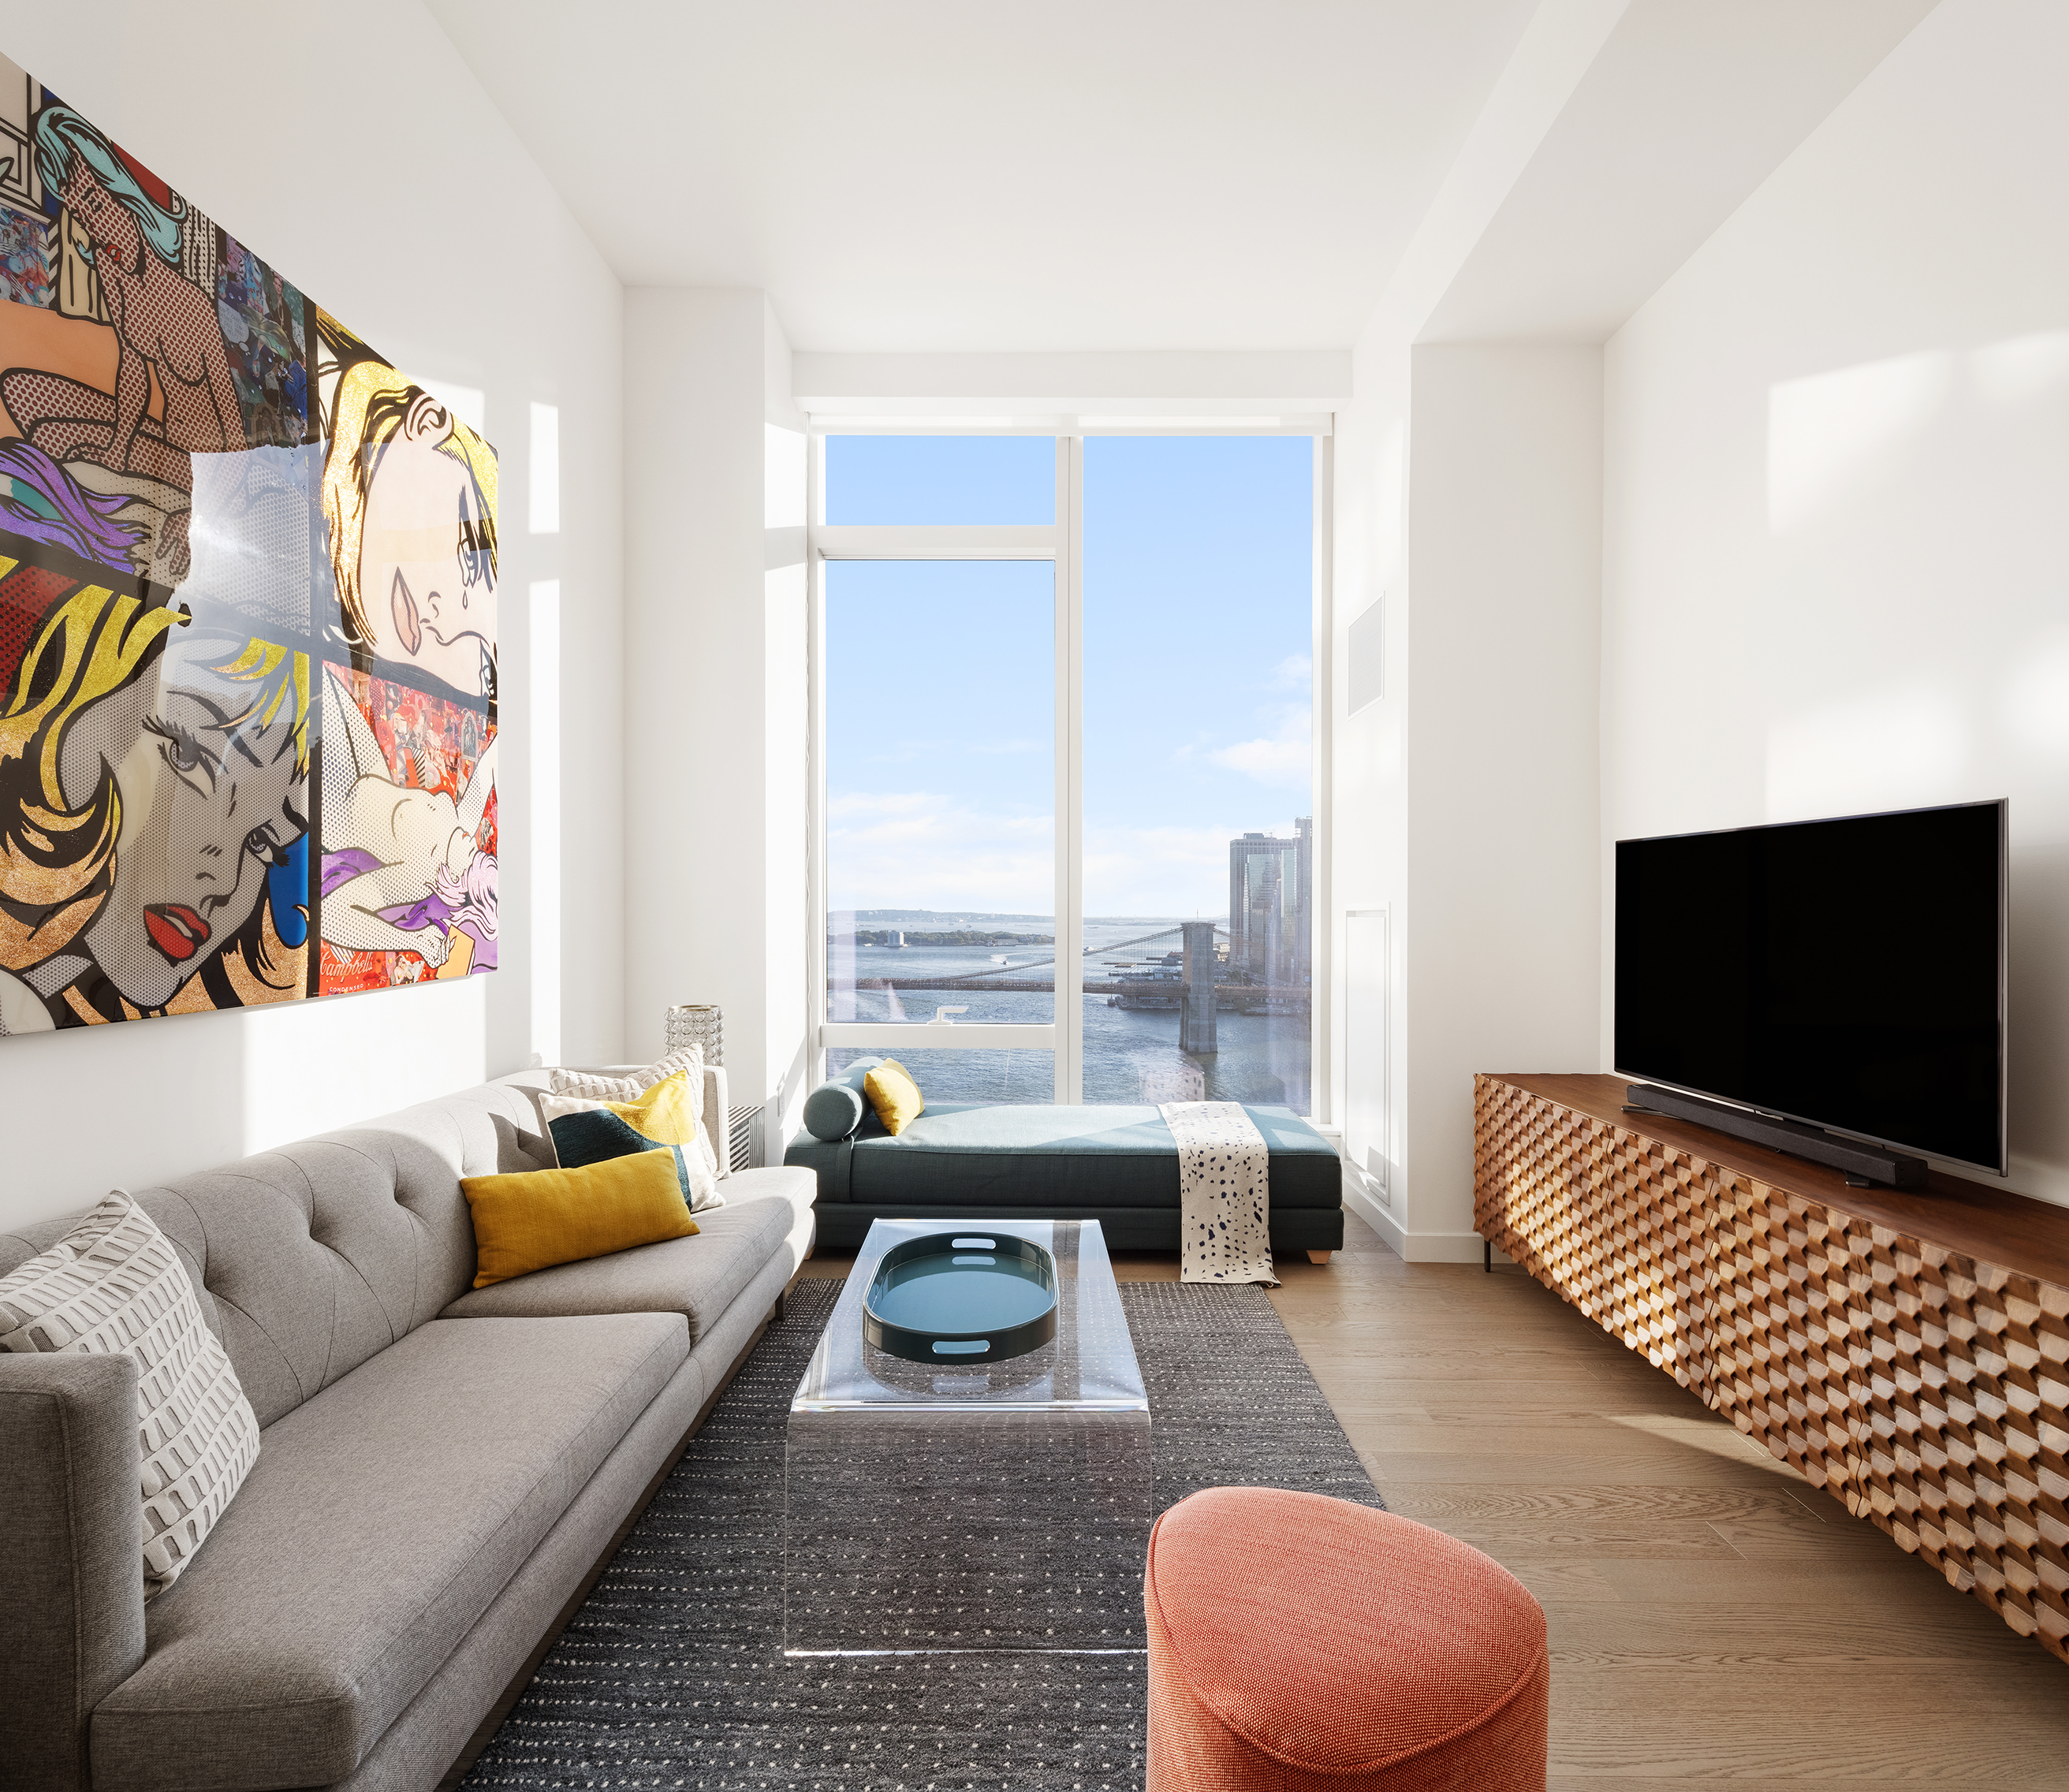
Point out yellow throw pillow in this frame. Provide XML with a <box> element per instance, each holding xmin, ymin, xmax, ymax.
<box><xmin>863</xmin><ymin>1058</ymin><xmax>925</xmax><ymax>1135</ymax></box>
<box><xmin>605</xmin><ymin>1069</ymin><xmax>699</xmax><ymax>1146</ymax></box>
<box><xmin>460</xmin><ymin>1151</ymin><xmax>698</xmax><ymax>1289</ymax></box>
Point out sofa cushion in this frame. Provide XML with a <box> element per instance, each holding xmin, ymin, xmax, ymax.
<box><xmin>822</xmin><ymin>1102</ymin><xmax>1344</xmax><ymax>1210</ymax></box>
<box><xmin>0</xmin><ymin>1080</ymin><xmax>555</xmax><ymax>1431</ymax></box>
<box><xmin>89</xmin><ymin>1312</ymin><xmax>688</xmax><ymax>1792</ymax></box>
<box><xmin>440</xmin><ymin>1166</ymin><xmax>815</xmax><ymax>1343</ymax></box>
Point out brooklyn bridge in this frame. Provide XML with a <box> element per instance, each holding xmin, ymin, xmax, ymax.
<box><xmin>844</xmin><ymin>923</ymin><xmax>1311</xmax><ymax>1052</ymax></box>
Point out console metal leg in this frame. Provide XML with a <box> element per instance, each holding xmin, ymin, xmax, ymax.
<box><xmin>1483</xmin><ymin>1237</ymin><xmax>1492</xmax><ymax>1273</ymax></box>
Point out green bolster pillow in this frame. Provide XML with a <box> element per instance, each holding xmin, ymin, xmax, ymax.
<box><xmin>802</xmin><ymin>1056</ymin><xmax>884</xmax><ymax>1141</ymax></box>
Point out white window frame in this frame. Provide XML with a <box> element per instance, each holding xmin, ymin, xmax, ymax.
<box><xmin>807</xmin><ymin>421</ymin><xmax>1333</xmax><ymax>1120</ymax></box>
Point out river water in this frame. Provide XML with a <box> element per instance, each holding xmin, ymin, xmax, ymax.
<box><xmin>827</xmin><ymin>916</ymin><xmax>1312</xmax><ymax>1112</ymax></box>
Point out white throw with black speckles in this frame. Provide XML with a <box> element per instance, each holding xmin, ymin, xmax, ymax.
<box><xmin>1161</xmin><ymin>1101</ymin><xmax>1278</xmax><ymax>1287</ymax></box>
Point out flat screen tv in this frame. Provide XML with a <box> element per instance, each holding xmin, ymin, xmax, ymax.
<box><xmin>1615</xmin><ymin>801</ymin><xmax>2007</xmax><ymax>1178</ymax></box>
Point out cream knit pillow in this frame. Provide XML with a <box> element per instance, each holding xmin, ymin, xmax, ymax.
<box><xmin>0</xmin><ymin>1194</ymin><xmax>261</xmax><ymax>1596</ymax></box>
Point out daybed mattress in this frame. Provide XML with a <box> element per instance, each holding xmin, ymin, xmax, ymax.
<box><xmin>785</xmin><ymin>1101</ymin><xmax>1341</xmax><ymax>1211</ymax></box>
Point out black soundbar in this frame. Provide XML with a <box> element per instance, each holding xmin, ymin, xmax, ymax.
<box><xmin>1622</xmin><ymin>1082</ymin><xmax>1929</xmax><ymax>1190</ymax></box>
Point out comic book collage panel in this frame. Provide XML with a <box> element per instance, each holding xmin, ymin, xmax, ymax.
<box><xmin>0</xmin><ymin>54</ymin><xmax>497</xmax><ymax>1038</ymax></box>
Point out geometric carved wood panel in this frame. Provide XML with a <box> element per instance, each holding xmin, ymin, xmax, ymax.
<box><xmin>1474</xmin><ymin>1073</ymin><xmax>2069</xmax><ymax>1666</ymax></box>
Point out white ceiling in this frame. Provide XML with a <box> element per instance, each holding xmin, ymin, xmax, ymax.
<box><xmin>423</xmin><ymin>0</ymin><xmax>1541</xmax><ymax>354</ymax></box>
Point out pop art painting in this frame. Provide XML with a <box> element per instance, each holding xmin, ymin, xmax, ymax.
<box><xmin>0</xmin><ymin>50</ymin><xmax>496</xmax><ymax>1038</ymax></box>
<box><xmin>319</xmin><ymin>664</ymin><xmax>496</xmax><ymax>993</ymax></box>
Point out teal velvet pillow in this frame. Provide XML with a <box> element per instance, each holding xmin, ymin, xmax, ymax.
<box><xmin>547</xmin><ymin>1107</ymin><xmax>698</xmax><ymax>1206</ymax></box>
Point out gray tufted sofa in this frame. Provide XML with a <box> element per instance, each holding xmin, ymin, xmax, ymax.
<box><xmin>0</xmin><ymin>1067</ymin><xmax>816</xmax><ymax>1792</ymax></box>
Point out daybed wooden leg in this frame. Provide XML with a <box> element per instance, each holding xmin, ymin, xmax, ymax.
<box><xmin>1307</xmin><ymin>1250</ymin><xmax>1333</xmax><ymax>1265</ymax></box>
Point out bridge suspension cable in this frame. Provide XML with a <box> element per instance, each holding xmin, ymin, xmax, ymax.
<box><xmin>929</xmin><ymin>922</ymin><xmax>1228</xmax><ymax>985</ymax></box>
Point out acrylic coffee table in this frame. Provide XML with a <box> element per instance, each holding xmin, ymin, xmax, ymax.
<box><xmin>784</xmin><ymin>1217</ymin><xmax>1150</xmax><ymax>1656</ymax></box>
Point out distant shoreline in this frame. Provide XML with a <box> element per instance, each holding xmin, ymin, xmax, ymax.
<box><xmin>851</xmin><ymin>930</ymin><xmax>1053</xmax><ymax>948</ymax></box>
<box><xmin>833</xmin><ymin>911</ymin><xmax>1230</xmax><ymax>926</ymax></box>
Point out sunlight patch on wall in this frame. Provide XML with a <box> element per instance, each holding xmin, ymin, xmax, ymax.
<box><xmin>2002</xmin><ymin>627</ymin><xmax>2069</xmax><ymax>757</ymax></box>
<box><xmin>530</xmin><ymin>403</ymin><xmax>561</xmax><ymax>535</ymax></box>
<box><xmin>1970</xmin><ymin>330</ymin><xmax>2069</xmax><ymax>408</ymax></box>
<box><xmin>530</xmin><ymin>581</ymin><xmax>562</xmax><ymax>1065</ymax></box>
<box><xmin>1768</xmin><ymin>349</ymin><xmax>1951</xmax><ymax>535</ymax></box>
<box><xmin>766</xmin><ymin>424</ymin><xmax>807</xmax><ymax>529</ymax></box>
<box><xmin>1769</xmin><ymin>330</ymin><xmax>2069</xmax><ymax>535</ymax></box>
<box><xmin>1765</xmin><ymin>683</ymin><xmax>1970</xmax><ymax>821</ymax></box>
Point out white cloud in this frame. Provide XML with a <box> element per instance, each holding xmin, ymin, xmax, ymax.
<box><xmin>828</xmin><ymin>789</ymin><xmax>1055</xmax><ymax>911</ymax></box>
<box><xmin>1085</xmin><ymin>824</ymin><xmax>1236</xmax><ymax>916</ymax></box>
<box><xmin>1270</xmin><ymin>654</ymin><xmax>1313</xmax><ymax>691</ymax></box>
<box><xmin>1208</xmin><ymin>705</ymin><xmax>1312</xmax><ymax>788</ymax></box>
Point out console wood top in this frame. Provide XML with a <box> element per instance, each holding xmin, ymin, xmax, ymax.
<box><xmin>1489</xmin><ymin>1072</ymin><xmax>2069</xmax><ymax>1287</ymax></box>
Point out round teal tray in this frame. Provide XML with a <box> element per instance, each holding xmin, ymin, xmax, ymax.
<box><xmin>862</xmin><ymin>1231</ymin><xmax>1058</xmax><ymax>1363</ymax></box>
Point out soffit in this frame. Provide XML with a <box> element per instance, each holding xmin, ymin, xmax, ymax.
<box><xmin>1418</xmin><ymin>0</ymin><xmax>1941</xmax><ymax>345</ymax></box>
<box><xmin>422</xmin><ymin>0</ymin><xmax>1538</xmax><ymax>353</ymax></box>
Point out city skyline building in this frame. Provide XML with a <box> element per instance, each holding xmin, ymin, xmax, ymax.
<box><xmin>1226</xmin><ymin>818</ymin><xmax>1313</xmax><ymax>991</ymax></box>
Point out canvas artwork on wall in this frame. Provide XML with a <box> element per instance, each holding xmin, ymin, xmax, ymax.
<box><xmin>0</xmin><ymin>52</ymin><xmax>498</xmax><ymax>1037</ymax></box>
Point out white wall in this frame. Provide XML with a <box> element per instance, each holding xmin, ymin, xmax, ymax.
<box><xmin>1331</xmin><ymin>336</ymin><xmax>1602</xmax><ymax>1261</ymax></box>
<box><xmin>0</xmin><ymin>1</ymin><xmax>624</xmax><ymax>1227</ymax></box>
<box><xmin>1329</xmin><ymin>341</ymin><xmax>1411</xmax><ymax>1242</ymax></box>
<box><xmin>1604</xmin><ymin>0</ymin><xmax>2069</xmax><ymax>1205</ymax></box>
<box><xmin>1409</xmin><ymin>346</ymin><xmax>1603</xmax><ymax>1256</ymax></box>
<box><xmin>622</xmin><ymin>292</ymin><xmax>809</xmax><ymax>1146</ymax></box>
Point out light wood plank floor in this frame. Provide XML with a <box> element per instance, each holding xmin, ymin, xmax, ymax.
<box><xmin>800</xmin><ymin>1206</ymin><xmax>2069</xmax><ymax>1786</ymax></box>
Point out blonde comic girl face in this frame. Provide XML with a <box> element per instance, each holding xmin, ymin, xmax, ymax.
<box><xmin>58</xmin><ymin>632</ymin><xmax>306</xmax><ymax>1010</ymax></box>
<box><xmin>358</xmin><ymin>436</ymin><xmax>497</xmax><ymax>699</ymax></box>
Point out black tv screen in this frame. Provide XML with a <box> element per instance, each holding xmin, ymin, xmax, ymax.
<box><xmin>1615</xmin><ymin>802</ymin><xmax>2007</xmax><ymax>1175</ymax></box>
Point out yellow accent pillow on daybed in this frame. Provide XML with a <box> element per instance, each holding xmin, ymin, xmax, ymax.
<box><xmin>863</xmin><ymin>1058</ymin><xmax>926</xmax><ymax>1135</ymax></box>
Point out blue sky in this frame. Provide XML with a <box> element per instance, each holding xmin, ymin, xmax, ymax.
<box><xmin>825</xmin><ymin>434</ymin><xmax>1313</xmax><ymax>916</ymax></box>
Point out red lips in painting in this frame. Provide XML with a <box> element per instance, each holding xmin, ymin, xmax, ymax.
<box><xmin>143</xmin><ymin>903</ymin><xmax>211</xmax><ymax>963</ymax></box>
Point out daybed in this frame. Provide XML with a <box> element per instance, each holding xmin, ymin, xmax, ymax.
<box><xmin>0</xmin><ymin>1065</ymin><xmax>815</xmax><ymax>1792</ymax></box>
<box><xmin>785</xmin><ymin>1063</ymin><xmax>1344</xmax><ymax>1257</ymax></box>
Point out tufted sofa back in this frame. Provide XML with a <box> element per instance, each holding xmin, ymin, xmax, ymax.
<box><xmin>0</xmin><ymin>1077</ymin><xmax>550</xmax><ymax>1428</ymax></box>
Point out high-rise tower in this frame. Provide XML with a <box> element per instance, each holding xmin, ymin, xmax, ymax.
<box><xmin>1226</xmin><ymin>820</ymin><xmax>1312</xmax><ymax>990</ymax></box>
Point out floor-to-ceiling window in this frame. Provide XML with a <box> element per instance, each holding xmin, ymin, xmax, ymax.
<box><xmin>815</xmin><ymin>430</ymin><xmax>1320</xmax><ymax>1113</ymax></box>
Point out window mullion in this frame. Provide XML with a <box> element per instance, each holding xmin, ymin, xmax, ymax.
<box><xmin>813</xmin><ymin>523</ymin><xmax>1056</xmax><ymax>561</ymax></box>
<box><xmin>1058</xmin><ymin>437</ymin><xmax>1085</xmax><ymax>1105</ymax></box>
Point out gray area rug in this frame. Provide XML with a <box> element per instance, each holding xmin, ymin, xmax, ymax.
<box><xmin>464</xmin><ymin>1278</ymin><xmax>1382</xmax><ymax>1792</ymax></box>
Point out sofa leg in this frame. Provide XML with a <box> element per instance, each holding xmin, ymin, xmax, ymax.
<box><xmin>1306</xmin><ymin>1250</ymin><xmax>1333</xmax><ymax>1265</ymax></box>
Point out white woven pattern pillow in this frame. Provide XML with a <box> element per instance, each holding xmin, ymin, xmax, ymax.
<box><xmin>0</xmin><ymin>1194</ymin><xmax>261</xmax><ymax>1596</ymax></box>
<box><xmin>552</xmin><ymin>1049</ymin><xmax>719</xmax><ymax>1177</ymax></box>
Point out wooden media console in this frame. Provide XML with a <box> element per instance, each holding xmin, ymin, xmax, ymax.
<box><xmin>1473</xmin><ymin>1071</ymin><xmax>2069</xmax><ymax>1663</ymax></box>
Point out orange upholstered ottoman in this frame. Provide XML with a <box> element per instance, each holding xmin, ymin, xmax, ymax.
<box><xmin>1144</xmin><ymin>1487</ymin><xmax>1549</xmax><ymax>1791</ymax></box>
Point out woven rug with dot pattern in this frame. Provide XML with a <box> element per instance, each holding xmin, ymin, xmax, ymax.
<box><xmin>463</xmin><ymin>1276</ymin><xmax>1383</xmax><ymax>1792</ymax></box>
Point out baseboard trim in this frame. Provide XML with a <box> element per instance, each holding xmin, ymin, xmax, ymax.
<box><xmin>1340</xmin><ymin>1175</ymin><xmax>1404</xmax><ymax>1256</ymax></box>
<box><xmin>1401</xmin><ymin>1228</ymin><xmax>1502</xmax><ymax>1265</ymax></box>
